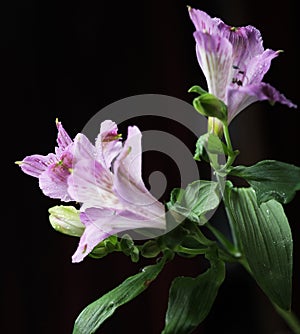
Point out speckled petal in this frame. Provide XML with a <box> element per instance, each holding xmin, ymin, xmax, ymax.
<box><xmin>188</xmin><ymin>7</ymin><xmax>220</xmax><ymax>35</ymax></box>
<box><xmin>244</xmin><ymin>49</ymin><xmax>279</xmax><ymax>85</ymax></box>
<box><xmin>72</xmin><ymin>208</ymin><xmax>113</xmax><ymax>263</ymax></box>
<box><xmin>113</xmin><ymin>126</ymin><xmax>166</xmax><ymax>225</ymax></box>
<box><xmin>72</xmin><ymin>133</ymin><xmax>96</xmax><ymax>163</ymax></box>
<box><xmin>68</xmin><ymin>158</ymin><xmax>119</xmax><ymax>209</ymax></box>
<box><xmin>194</xmin><ymin>30</ymin><xmax>233</xmax><ymax>102</ymax></box>
<box><xmin>55</xmin><ymin>121</ymin><xmax>73</xmax><ymax>156</ymax></box>
<box><xmin>38</xmin><ymin>151</ymin><xmax>73</xmax><ymax>201</ymax></box>
<box><xmin>218</xmin><ymin>24</ymin><xmax>264</xmax><ymax>69</ymax></box>
<box><xmin>227</xmin><ymin>82</ymin><xmax>297</xmax><ymax>121</ymax></box>
<box><xmin>95</xmin><ymin>120</ymin><xmax>122</xmax><ymax>169</ymax></box>
<box><xmin>18</xmin><ymin>153</ymin><xmax>58</xmax><ymax>178</ymax></box>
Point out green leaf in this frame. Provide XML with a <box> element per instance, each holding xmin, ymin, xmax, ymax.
<box><xmin>194</xmin><ymin>133</ymin><xmax>210</xmax><ymax>162</ymax></box>
<box><xmin>162</xmin><ymin>257</ymin><xmax>225</xmax><ymax>334</ymax></box>
<box><xmin>168</xmin><ymin>181</ymin><xmax>221</xmax><ymax>225</ymax></box>
<box><xmin>72</xmin><ymin>253</ymin><xmax>170</xmax><ymax>334</ymax></box>
<box><xmin>226</xmin><ymin>185</ymin><xmax>293</xmax><ymax>310</ymax></box>
<box><xmin>230</xmin><ymin>160</ymin><xmax>300</xmax><ymax>204</ymax></box>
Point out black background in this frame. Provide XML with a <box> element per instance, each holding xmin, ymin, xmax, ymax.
<box><xmin>4</xmin><ymin>0</ymin><xmax>299</xmax><ymax>333</ymax></box>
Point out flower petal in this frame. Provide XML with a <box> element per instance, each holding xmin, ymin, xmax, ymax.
<box><xmin>72</xmin><ymin>208</ymin><xmax>112</xmax><ymax>263</ymax></box>
<box><xmin>227</xmin><ymin>82</ymin><xmax>297</xmax><ymax>121</ymax></box>
<box><xmin>188</xmin><ymin>8</ymin><xmax>220</xmax><ymax>34</ymax></box>
<box><xmin>218</xmin><ymin>24</ymin><xmax>264</xmax><ymax>69</ymax></box>
<box><xmin>72</xmin><ymin>206</ymin><xmax>165</xmax><ymax>263</ymax></box>
<box><xmin>68</xmin><ymin>157</ymin><xmax>119</xmax><ymax>209</ymax></box>
<box><xmin>55</xmin><ymin>120</ymin><xmax>73</xmax><ymax>156</ymax></box>
<box><xmin>194</xmin><ymin>30</ymin><xmax>233</xmax><ymax>102</ymax></box>
<box><xmin>18</xmin><ymin>153</ymin><xmax>58</xmax><ymax>178</ymax></box>
<box><xmin>244</xmin><ymin>49</ymin><xmax>279</xmax><ymax>85</ymax></box>
<box><xmin>95</xmin><ymin>120</ymin><xmax>122</xmax><ymax>169</ymax></box>
<box><xmin>72</xmin><ymin>133</ymin><xmax>96</xmax><ymax>163</ymax></box>
<box><xmin>113</xmin><ymin>126</ymin><xmax>166</xmax><ymax>225</ymax></box>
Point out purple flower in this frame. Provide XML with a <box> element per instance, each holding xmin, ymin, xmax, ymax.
<box><xmin>16</xmin><ymin>120</ymin><xmax>74</xmax><ymax>201</ymax></box>
<box><xmin>188</xmin><ymin>8</ymin><xmax>297</xmax><ymax>126</ymax></box>
<box><xmin>68</xmin><ymin>120</ymin><xmax>166</xmax><ymax>263</ymax></box>
<box><xmin>17</xmin><ymin>119</ymin><xmax>166</xmax><ymax>263</ymax></box>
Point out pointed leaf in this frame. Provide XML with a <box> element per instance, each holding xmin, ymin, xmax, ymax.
<box><xmin>162</xmin><ymin>258</ymin><xmax>225</xmax><ymax>334</ymax></box>
<box><xmin>226</xmin><ymin>186</ymin><xmax>293</xmax><ymax>310</ymax></box>
<box><xmin>230</xmin><ymin>160</ymin><xmax>300</xmax><ymax>204</ymax></box>
<box><xmin>168</xmin><ymin>181</ymin><xmax>221</xmax><ymax>224</ymax></box>
<box><xmin>72</xmin><ymin>254</ymin><xmax>170</xmax><ymax>334</ymax></box>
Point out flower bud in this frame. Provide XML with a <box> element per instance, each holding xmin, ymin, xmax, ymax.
<box><xmin>141</xmin><ymin>240</ymin><xmax>161</xmax><ymax>258</ymax></box>
<box><xmin>193</xmin><ymin>94</ymin><xmax>227</xmax><ymax>122</ymax></box>
<box><xmin>188</xmin><ymin>85</ymin><xmax>228</xmax><ymax>135</ymax></box>
<box><xmin>48</xmin><ymin>205</ymin><xmax>84</xmax><ymax>237</ymax></box>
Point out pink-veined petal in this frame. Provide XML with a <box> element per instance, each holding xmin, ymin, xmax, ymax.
<box><xmin>72</xmin><ymin>208</ymin><xmax>113</xmax><ymax>263</ymax></box>
<box><xmin>55</xmin><ymin>121</ymin><xmax>73</xmax><ymax>156</ymax></box>
<box><xmin>188</xmin><ymin>8</ymin><xmax>220</xmax><ymax>34</ymax></box>
<box><xmin>72</xmin><ymin>133</ymin><xmax>96</xmax><ymax>163</ymax></box>
<box><xmin>95</xmin><ymin>120</ymin><xmax>122</xmax><ymax>169</ymax></box>
<box><xmin>227</xmin><ymin>82</ymin><xmax>297</xmax><ymax>121</ymax></box>
<box><xmin>38</xmin><ymin>151</ymin><xmax>73</xmax><ymax>201</ymax></box>
<box><xmin>113</xmin><ymin>126</ymin><xmax>166</xmax><ymax>225</ymax></box>
<box><xmin>72</xmin><ymin>206</ymin><xmax>165</xmax><ymax>263</ymax></box>
<box><xmin>18</xmin><ymin>153</ymin><xmax>58</xmax><ymax>178</ymax></box>
<box><xmin>218</xmin><ymin>24</ymin><xmax>264</xmax><ymax>68</ymax></box>
<box><xmin>39</xmin><ymin>169</ymin><xmax>72</xmax><ymax>202</ymax></box>
<box><xmin>194</xmin><ymin>30</ymin><xmax>233</xmax><ymax>102</ymax></box>
<box><xmin>244</xmin><ymin>49</ymin><xmax>279</xmax><ymax>85</ymax></box>
<box><xmin>68</xmin><ymin>158</ymin><xmax>119</xmax><ymax>209</ymax></box>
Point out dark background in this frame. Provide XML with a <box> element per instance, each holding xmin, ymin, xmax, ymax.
<box><xmin>4</xmin><ymin>0</ymin><xmax>299</xmax><ymax>333</ymax></box>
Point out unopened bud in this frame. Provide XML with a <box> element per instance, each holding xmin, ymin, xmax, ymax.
<box><xmin>49</xmin><ymin>205</ymin><xmax>84</xmax><ymax>237</ymax></box>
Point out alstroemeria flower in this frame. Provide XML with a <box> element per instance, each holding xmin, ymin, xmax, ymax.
<box><xmin>17</xmin><ymin>120</ymin><xmax>74</xmax><ymax>201</ymax></box>
<box><xmin>188</xmin><ymin>8</ymin><xmax>297</xmax><ymax>129</ymax></box>
<box><xmin>68</xmin><ymin>120</ymin><xmax>166</xmax><ymax>263</ymax></box>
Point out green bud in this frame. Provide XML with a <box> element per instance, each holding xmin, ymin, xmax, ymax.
<box><xmin>89</xmin><ymin>245</ymin><xmax>108</xmax><ymax>259</ymax></box>
<box><xmin>48</xmin><ymin>205</ymin><xmax>84</xmax><ymax>237</ymax></box>
<box><xmin>193</xmin><ymin>94</ymin><xmax>227</xmax><ymax>122</ymax></box>
<box><xmin>130</xmin><ymin>246</ymin><xmax>140</xmax><ymax>263</ymax></box>
<box><xmin>120</xmin><ymin>234</ymin><xmax>134</xmax><ymax>255</ymax></box>
<box><xmin>188</xmin><ymin>85</ymin><xmax>227</xmax><ymax>123</ymax></box>
<box><xmin>141</xmin><ymin>240</ymin><xmax>161</xmax><ymax>258</ymax></box>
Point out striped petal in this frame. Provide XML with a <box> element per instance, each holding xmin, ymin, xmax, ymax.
<box><xmin>113</xmin><ymin>126</ymin><xmax>166</xmax><ymax>225</ymax></box>
<box><xmin>18</xmin><ymin>153</ymin><xmax>58</xmax><ymax>178</ymax></box>
<box><xmin>194</xmin><ymin>30</ymin><xmax>233</xmax><ymax>102</ymax></box>
<box><xmin>95</xmin><ymin>120</ymin><xmax>122</xmax><ymax>169</ymax></box>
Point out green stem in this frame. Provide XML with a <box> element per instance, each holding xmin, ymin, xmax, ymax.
<box><xmin>223</xmin><ymin>122</ymin><xmax>233</xmax><ymax>152</ymax></box>
<box><xmin>191</xmin><ymin>224</ymin><xmax>215</xmax><ymax>247</ymax></box>
<box><xmin>273</xmin><ymin>304</ymin><xmax>300</xmax><ymax>334</ymax></box>
<box><xmin>206</xmin><ymin>222</ymin><xmax>241</xmax><ymax>258</ymax></box>
<box><xmin>175</xmin><ymin>245</ymin><xmax>207</xmax><ymax>255</ymax></box>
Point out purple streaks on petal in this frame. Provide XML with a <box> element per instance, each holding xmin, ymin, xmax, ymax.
<box><xmin>95</xmin><ymin>120</ymin><xmax>122</xmax><ymax>169</ymax></box>
<box><xmin>19</xmin><ymin>153</ymin><xmax>58</xmax><ymax>177</ymax></box>
<box><xmin>55</xmin><ymin>121</ymin><xmax>73</xmax><ymax>156</ymax></box>
<box><xmin>113</xmin><ymin>126</ymin><xmax>165</xmax><ymax>222</ymax></box>
<box><xmin>194</xmin><ymin>30</ymin><xmax>233</xmax><ymax>102</ymax></box>
<box><xmin>189</xmin><ymin>7</ymin><xmax>297</xmax><ymax>122</ymax></box>
<box><xmin>72</xmin><ymin>210</ymin><xmax>112</xmax><ymax>263</ymax></box>
<box><xmin>68</xmin><ymin>158</ymin><xmax>118</xmax><ymax>209</ymax></box>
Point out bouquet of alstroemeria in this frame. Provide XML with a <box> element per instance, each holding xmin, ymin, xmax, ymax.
<box><xmin>16</xmin><ymin>6</ymin><xmax>300</xmax><ymax>334</ymax></box>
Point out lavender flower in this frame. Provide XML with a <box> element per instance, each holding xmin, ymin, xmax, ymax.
<box><xmin>17</xmin><ymin>119</ymin><xmax>166</xmax><ymax>263</ymax></box>
<box><xmin>16</xmin><ymin>119</ymin><xmax>74</xmax><ymax>201</ymax></box>
<box><xmin>188</xmin><ymin>7</ymin><xmax>297</xmax><ymax>132</ymax></box>
<box><xmin>69</xmin><ymin>121</ymin><xmax>165</xmax><ymax>262</ymax></box>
